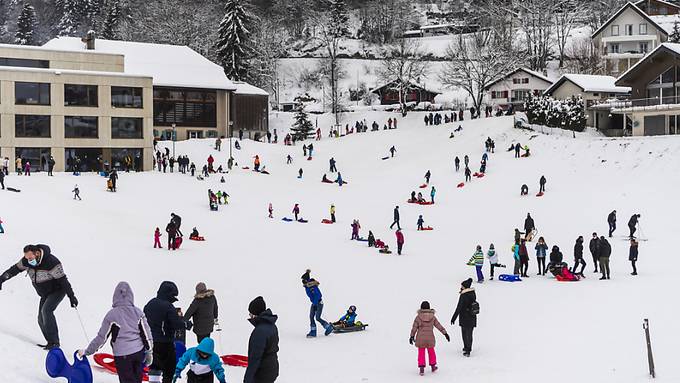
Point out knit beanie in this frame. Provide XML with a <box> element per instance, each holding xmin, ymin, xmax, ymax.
<box><xmin>420</xmin><ymin>301</ymin><xmax>430</xmax><ymax>310</ymax></box>
<box><xmin>195</xmin><ymin>282</ymin><xmax>207</xmax><ymax>294</ymax></box>
<box><xmin>462</xmin><ymin>278</ymin><xmax>473</xmax><ymax>289</ymax></box>
<box><xmin>248</xmin><ymin>296</ymin><xmax>266</xmax><ymax>316</ymax></box>
<box><xmin>301</xmin><ymin>269</ymin><xmax>311</xmax><ymax>283</ymax></box>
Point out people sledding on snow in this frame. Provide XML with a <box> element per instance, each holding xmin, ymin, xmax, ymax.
<box><xmin>322</xmin><ymin>174</ymin><xmax>333</xmax><ymax>183</ymax></box>
<box><xmin>521</xmin><ymin>145</ymin><xmax>531</xmax><ymax>157</ymax></box>
<box><xmin>520</xmin><ymin>184</ymin><xmax>529</xmax><ymax>196</ymax></box>
<box><xmin>410</xmin><ymin>191</ymin><xmax>417</xmax><ymax>203</ymax></box>
<box><xmin>190</xmin><ymin>227</ymin><xmax>205</xmax><ymax>241</ymax></box>
<box><xmin>417</xmin><ymin>215</ymin><xmax>432</xmax><ymax>231</ymax></box>
<box><xmin>367</xmin><ymin>231</ymin><xmax>376</xmax><ymax>247</ymax></box>
<box><xmin>547</xmin><ymin>245</ymin><xmax>580</xmax><ymax>281</ymax></box>
<box><xmin>302</xmin><ymin>270</ymin><xmax>333</xmax><ymax>337</ymax></box>
<box><xmin>332</xmin><ymin>305</ymin><xmax>367</xmax><ymax>332</ymax></box>
<box><xmin>417</xmin><ymin>192</ymin><xmax>425</xmax><ymax>203</ymax></box>
<box><xmin>378</xmin><ymin>243</ymin><xmax>391</xmax><ymax>254</ymax></box>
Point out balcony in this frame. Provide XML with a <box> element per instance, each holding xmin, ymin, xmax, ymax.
<box><xmin>609</xmin><ymin>97</ymin><xmax>680</xmax><ymax>113</ymax></box>
<box><xmin>604</xmin><ymin>51</ymin><xmax>646</xmax><ymax>59</ymax></box>
<box><xmin>601</xmin><ymin>34</ymin><xmax>657</xmax><ymax>43</ymax></box>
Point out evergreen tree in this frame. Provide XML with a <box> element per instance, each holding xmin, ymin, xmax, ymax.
<box><xmin>57</xmin><ymin>0</ymin><xmax>84</xmax><ymax>36</ymax></box>
<box><xmin>85</xmin><ymin>0</ymin><xmax>102</xmax><ymax>31</ymax></box>
<box><xmin>101</xmin><ymin>0</ymin><xmax>121</xmax><ymax>39</ymax></box>
<box><xmin>670</xmin><ymin>21</ymin><xmax>680</xmax><ymax>43</ymax></box>
<box><xmin>329</xmin><ymin>0</ymin><xmax>350</xmax><ymax>37</ymax></box>
<box><xmin>216</xmin><ymin>0</ymin><xmax>254</xmax><ymax>81</ymax></box>
<box><xmin>15</xmin><ymin>3</ymin><xmax>37</xmax><ymax>45</ymax></box>
<box><xmin>290</xmin><ymin>96</ymin><xmax>314</xmax><ymax>140</ymax></box>
<box><xmin>0</xmin><ymin>0</ymin><xmax>10</xmax><ymax>43</ymax></box>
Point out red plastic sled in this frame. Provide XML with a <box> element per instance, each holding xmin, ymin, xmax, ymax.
<box><xmin>536</xmin><ymin>192</ymin><xmax>544</xmax><ymax>197</ymax></box>
<box><xmin>407</xmin><ymin>200</ymin><xmax>433</xmax><ymax>205</ymax></box>
<box><xmin>419</xmin><ymin>184</ymin><xmax>428</xmax><ymax>189</ymax></box>
<box><xmin>189</xmin><ymin>236</ymin><xmax>205</xmax><ymax>241</ymax></box>
<box><xmin>457</xmin><ymin>183</ymin><xmax>465</xmax><ymax>188</ymax></box>
<box><xmin>94</xmin><ymin>354</ymin><xmax>149</xmax><ymax>381</ymax></box>
<box><xmin>321</xmin><ymin>179</ymin><xmax>334</xmax><ymax>184</ymax></box>
<box><xmin>307</xmin><ymin>156</ymin><xmax>313</xmax><ymax>161</ymax></box>
<box><xmin>321</xmin><ymin>219</ymin><xmax>334</xmax><ymax>224</ymax></box>
<box><xmin>221</xmin><ymin>355</ymin><xmax>248</xmax><ymax>367</ymax></box>
<box><xmin>242</xmin><ymin>166</ymin><xmax>250</xmax><ymax>170</ymax></box>
<box><xmin>473</xmin><ymin>173</ymin><xmax>485</xmax><ymax>178</ymax></box>
<box><xmin>418</xmin><ymin>227</ymin><xmax>434</xmax><ymax>231</ymax></box>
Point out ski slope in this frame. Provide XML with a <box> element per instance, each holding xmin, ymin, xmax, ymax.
<box><xmin>0</xmin><ymin>113</ymin><xmax>678</xmax><ymax>382</ymax></box>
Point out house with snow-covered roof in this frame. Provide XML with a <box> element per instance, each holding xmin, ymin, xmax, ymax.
<box><xmin>371</xmin><ymin>80</ymin><xmax>440</xmax><ymax>106</ymax></box>
<box><xmin>484</xmin><ymin>67</ymin><xmax>554</xmax><ymax>112</ymax></box>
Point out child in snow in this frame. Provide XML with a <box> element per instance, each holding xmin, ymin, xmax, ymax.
<box><xmin>174</xmin><ymin>337</ymin><xmax>227</xmax><ymax>383</ymax></box>
<box><xmin>154</xmin><ymin>228</ymin><xmax>162</xmax><ymax>248</ymax></box>
<box><xmin>222</xmin><ymin>191</ymin><xmax>229</xmax><ymax>204</ymax></box>
<box><xmin>467</xmin><ymin>245</ymin><xmax>485</xmax><ymax>282</ymax></box>
<box><xmin>335</xmin><ymin>172</ymin><xmax>344</xmax><ymax>186</ymax></box>
<box><xmin>410</xmin><ymin>191</ymin><xmax>417</xmax><ymax>202</ymax></box>
<box><xmin>216</xmin><ymin>191</ymin><xmax>223</xmax><ymax>204</ymax></box>
<box><xmin>0</xmin><ymin>217</ymin><xmax>3</xmax><ymax>234</ymax></box>
<box><xmin>521</xmin><ymin>184</ymin><xmax>529</xmax><ymax>196</ymax></box>
<box><xmin>417</xmin><ymin>215</ymin><xmax>425</xmax><ymax>231</ymax></box>
<box><xmin>486</xmin><ymin>244</ymin><xmax>505</xmax><ymax>280</ymax></box>
<box><xmin>367</xmin><ymin>231</ymin><xmax>375</xmax><ymax>247</ymax></box>
<box><xmin>351</xmin><ymin>220</ymin><xmax>361</xmax><ymax>240</ymax></box>
<box><xmin>190</xmin><ymin>228</ymin><xmax>201</xmax><ymax>240</ymax></box>
<box><xmin>330</xmin><ymin>205</ymin><xmax>336</xmax><ymax>223</ymax></box>
<box><xmin>268</xmin><ymin>203</ymin><xmax>273</xmax><ymax>218</ymax></box>
<box><xmin>302</xmin><ymin>270</ymin><xmax>333</xmax><ymax>337</ymax></box>
<box><xmin>417</xmin><ymin>192</ymin><xmax>425</xmax><ymax>203</ymax></box>
<box><xmin>322</xmin><ymin>174</ymin><xmax>331</xmax><ymax>183</ymax></box>
<box><xmin>293</xmin><ymin>204</ymin><xmax>300</xmax><ymax>221</ymax></box>
<box><xmin>409</xmin><ymin>301</ymin><xmax>449</xmax><ymax>376</ymax></box>
<box><xmin>379</xmin><ymin>244</ymin><xmax>391</xmax><ymax>254</ymax></box>
<box><xmin>72</xmin><ymin>184</ymin><xmax>82</xmax><ymax>200</ymax></box>
<box><xmin>430</xmin><ymin>187</ymin><xmax>436</xmax><ymax>204</ymax></box>
<box><xmin>333</xmin><ymin>305</ymin><xmax>357</xmax><ymax>328</ymax></box>
<box><xmin>519</xmin><ymin>239</ymin><xmax>529</xmax><ymax>277</ymax></box>
<box><xmin>298</xmin><ymin>168</ymin><xmax>303</xmax><ymax>179</ymax></box>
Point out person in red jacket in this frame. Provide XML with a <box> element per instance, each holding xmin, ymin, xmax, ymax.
<box><xmin>154</xmin><ymin>227</ymin><xmax>162</xmax><ymax>249</ymax></box>
<box><xmin>396</xmin><ymin>229</ymin><xmax>405</xmax><ymax>255</ymax></box>
<box><xmin>207</xmin><ymin>155</ymin><xmax>215</xmax><ymax>172</ymax></box>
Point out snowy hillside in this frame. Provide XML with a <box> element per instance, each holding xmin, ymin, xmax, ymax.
<box><xmin>0</xmin><ymin>113</ymin><xmax>678</xmax><ymax>382</ymax></box>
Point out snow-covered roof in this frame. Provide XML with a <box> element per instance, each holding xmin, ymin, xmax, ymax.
<box><xmin>591</xmin><ymin>2</ymin><xmax>668</xmax><ymax>38</ymax></box>
<box><xmin>485</xmin><ymin>67</ymin><xmax>554</xmax><ymax>90</ymax></box>
<box><xmin>648</xmin><ymin>14</ymin><xmax>680</xmax><ymax>33</ymax></box>
<box><xmin>634</xmin><ymin>0</ymin><xmax>680</xmax><ymax>11</ymax></box>
<box><xmin>0</xmin><ymin>65</ymin><xmax>151</xmax><ymax>79</ymax></box>
<box><xmin>233</xmin><ymin>82</ymin><xmax>269</xmax><ymax>96</ymax></box>
<box><xmin>371</xmin><ymin>80</ymin><xmax>441</xmax><ymax>95</ymax></box>
<box><xmin>42</xmin><ymin>37</ymin><xmax>236</xmax><ymax>91</ymax></box>
<box><xmin>617</xmin><ymin>42</ymin><xmax>680</xmax><ymax>84</ymax></box>
<box><xmin>545</xmin><ymin>74</ymin><xmax>631</xmax><ymax>95</ymax></box>
<box><xmin>420</xmin><ymin>24</ymin><xmax>455</xmax><ymax>30</ymax></box>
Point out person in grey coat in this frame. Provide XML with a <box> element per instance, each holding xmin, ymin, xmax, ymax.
<box><xmin>183</xmin><ymin>282</ymin><xmax>219</xmax><ymax>343</ymax></box>
<box><xmin>78</xmin><ymin>282</ymin><xmax>153</xmax><ymax>383</ymax></box>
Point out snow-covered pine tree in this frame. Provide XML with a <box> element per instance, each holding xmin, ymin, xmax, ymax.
<box><xmin>670</xmin><ymin>21</ymin><xmax>680</xmax><ymax>43</ymax></box>
<box><xmin>290</xmin><ymin>96</ymin><xmax>314</xmax><ymax>140</ymax></box>
<box><xmin>100</xmin><ymin>0</ymin><xmax>121</xmax><ymax>39</ymax></box>
<box><xmin>216</xmin><ymin>0</ymin><xmax>253</xmax><ymax>81</ymax></box>
<box><xmin>329</xmin><ymin>0</ymin><xmax>350</xmax><ymax>37</ymax></box>
<box><xmin>15</xmin><ymin>2</ymin><xmax>36</xmax><ymax>45</ymax></box>
<box><xmin>57</xmin><ymin>0</ymin><xmax>84</xmax><ymax>36</ymax></box>
<box><xmin>85</xmin><ymin>0</ymin><xmax>102</xmax><ymax>31</ymax></box>
<box><xmin>0</xmin><ymin>0</ymin><xmax>10</xmax><ymax>43</ymax></box>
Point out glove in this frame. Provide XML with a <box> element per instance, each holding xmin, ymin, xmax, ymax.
<box><xmin>409</xmin><ymin>336</ymin><xmax>414</xmax><ymax>345</ymax></box>
<box><xmin>76</xmin><ymin>349</ymin><xmax>86</xmax><ymax>359</ymax></box>
<box><xmin>450</xmin><ymin>318</ymin><xmax>455</xmax><ymax>325</ymax></box>
<box><xmin>444</xmin><ymin>333</ymin><xmax>450</xmax><ymax>342</ymax></box>
<box><xmin>173</xmin><ymin>372</ymin><xmax>181</xmax><ymax>383</ymax></box>
<box><xmin>69</xmin><ymin>295</ymin><xmax>78</xmax><ymax>308</ymax></box>
<box><xmin>186</xmin><ymin>320</ymin><xmax>193</xmax><ymax>331</ymax></box>
<box><xmin>144</xmin><ymin>350</ymin><xmax>153</xmax><ymax>367</ymax></box>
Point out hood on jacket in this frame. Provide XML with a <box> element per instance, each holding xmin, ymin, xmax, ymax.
<box><xmin>112</xmin><ymin>281</ymin><xmax>135</xmax><ymax>307</ymax></box>
<box><xmin>157</xmin><ymin>281</ymin><xmax>179</xmax><ymax>303</ymax></box>
<box><xmin>194</xmin><ymin>289</ymin><xmax>214</xmax><ymax>299</ymax></box>
<box><xmin>197</xmin><ymin>337</ymin><xmax>215</xmax><ymax>354</ymax></box>
<box><xmin>416</xmin><ymin>309</ymin><xmax>435</xmax><ymax>322</ymax></box>
<box><xmin>249</xmin><ymin>309</ymin><xmax>278</xmax><ymax>327</ymax></box>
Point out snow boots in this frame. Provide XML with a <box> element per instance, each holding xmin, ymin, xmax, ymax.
<box><xmin>324</xmin><ymin>323</ymin><xmax>333</xmax><ymax>336</ymax></box>
<box><xmin>306</xmin><ymin>329</ymin><xmax>317</xmax><ymax>338</ymax></box>
<box><xmin>307</xmin><ymin>324</ymin><xmax>333</xmax><ymax>338</ymax></box>
<box><xmin>419</xmin><ymin>367</ymin><xmax>425</xmax><ymax>376</ymax></box>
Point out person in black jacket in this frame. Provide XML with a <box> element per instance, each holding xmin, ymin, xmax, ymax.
<box><xmin>0</xmin><ymin>168</ymin><xmax>5</xmax><ymax>190</ymax></box>
<box><xmin>599</xmin><ymin>236</ymin><xmax>612</xmax><ymax>280</ymax></box>
<box><xmin>144</xmin><ymin>281</ymin><xmax>187</xmax><ymax>383</ymax></box>
<box><xmin>548</xmin><ymin>245</ymin><xmax>563</xmax><ymax>268</ymax></box>
<box><xmin>165</xmin><ymin>222</ymin><xmax>177</xmax><ymax>250</ymax></box>
<box><xmin>629</xmin><ymin>239</ymin><xmax>639</xmax><ymax>275</ymax></box>
<box><xmin>628</xmin><ymin>214</ymin><xmax>640</xmax><ymax>239</ymax></box>
<box><xmin>523</xmin><ymin>213</ymin><xmax>535</xmax><ymax>239</ymax></box>
<box><xmin>245</xmin><ymin>296</ymin><xmax>279</xmax><ymax>383</ymax></box>
<box><xmin>450</xmin><ymin>278</ymin><xmax>477</xmax><ymax>357</ymax></box>
<box><xmin>390</xmin><ymin>206</ymin><xmax>401</xmax><ymax>230</ymax></box>
<box><xmin>607</xmin><ymin>210</ymin><xmax>617</xmax><ymax>237</ymax></box>
<box><xmin>589</xmin><ymin>233</ymin><xmax>600</xmax><ymax>273</ymax></box>
<box><xmin>539</xmin><ymin>175</ymin><xmax>546</xmax><ymax>193</ymax></box>
<box><xmin>170</xmin><ymin>213</ymin><xmax>183</xmax><ymax>237</ymax></box>
<box><xmin>572</xmin><ymin>236</ymin><xmax>586</xmax><ymax>276</ymax></box>
<box><xmin>183</xmin><ymin>282</ymin><xmax>219</xmax><ymax>343</ymax></box>
<box><xmin>0</xmin><ymin>244</ymin><xmax>78</xmax><ymax>349</ymax></box>
<box><xmin>109</xmin><ymin>170</ymin><xmax>118</xmax><ymax>192</ymax></box>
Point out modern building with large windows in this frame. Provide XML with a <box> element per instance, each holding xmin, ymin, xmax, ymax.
<box><xmin>0</xmin><ymin>34</ymin><xmax>269</xmax><ymax>172</ymax></box>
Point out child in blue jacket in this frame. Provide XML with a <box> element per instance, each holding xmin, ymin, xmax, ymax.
<box><xmin>333</xmin><ymin>305</ymin><xmax>357</xmax><ymax>328</ymax></box>
<box><xmin>174</xmin><ymin>337</ymin><xmax>226</xmax><ymax>383</ymax></box>
<box><xmin>302</xmin><ymin>269</ymin><xmax>333</xmax><ymax>338</ymax></box>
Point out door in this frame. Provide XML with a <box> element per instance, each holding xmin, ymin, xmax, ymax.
<box><xmin>643</xmin><ymin>115</ymin><xmax>666</xmax><ymax>136</ymax></box>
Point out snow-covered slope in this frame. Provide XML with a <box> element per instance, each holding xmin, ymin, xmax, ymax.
<box><xmin>0</xmin><ymin>112</ymin><xmax>678</xmax><ymax>382</ymax></box>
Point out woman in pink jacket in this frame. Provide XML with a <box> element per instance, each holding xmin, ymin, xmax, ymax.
<box><xmin>409</xmin><ymin>301</ymin><xmax>449</xmax><ymax>375</ymax></box>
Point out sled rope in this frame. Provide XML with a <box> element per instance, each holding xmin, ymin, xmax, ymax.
<box><xmin>74</xmin><ymin>308</ymin><xmax>89</xmax><ymax>342</ymax></box>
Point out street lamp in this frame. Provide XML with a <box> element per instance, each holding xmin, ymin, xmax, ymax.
<box><xmin>172</xmin><ymin>123</ymin><xmax>176</xmax><ymax>159</ymax></box>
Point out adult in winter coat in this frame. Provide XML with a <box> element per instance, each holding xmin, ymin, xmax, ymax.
<box><xmin>292</xmin><ymin>204</ymin><xmax>300</xmax><ymax>221</ymax></box>
<box><xmin>450</xmin><ymin>278</ymin><xmax>477</xmax><ymax>357</ymax></box>
<box><xmin>599</xmin><ymin>236</ymin><xmax>612</xmax><ymax>280</ymax></box>
<box><xmin>330</xmin><ymin>204</ymin><xmax>336</xmax><ymax>223</ymax></box>
<box><xmin>174</xmin><ymin>337</ymin><xmax>226</xmax><ymax>383</ymax></box>
<box><xmin>424</xmin><ymin>170</ymin><xmax>431</xmax><ymax>184</ymax></box>
<box><xmin>454</xmin><ymin>156</ymin><xmax>460</xmax><ymax>171</ymax></box>
<box><xmin>607</xmin><ymin>210</ymin><xmax>617</xmax><ymax>237</ymax></box>
<box><xmin>548</xmin><ymin>245</ymin><xmax>563</xmax><ymax>269</ymax></box>
<box><xmin>589</xmin><ymin>233</ymin><xmax>600</xmax><ymax>273</ymax></box>
<box><xmin>329</xmin><ymin>158</ymin><xmax>337</xmax><ymax>173</ymax></box>
<box><xmin>244</xmin><ymin>296</ymin><xmax>279</xmax><ymax>383</ymax></box>
<box><xmin>519</xmin><ymin>239</ymin><xmax>530</xmax><ymax>277</ymax></box>
<box><xmin>629</xmin><ymin>239</ymin><xmax>639</xmax><ymax>275</ymax></box>
<box><xmin>467</xmin><ymin>245</ymin><xmax>485</xmax><ymax>282</ymax></box>
<box><xmin>0</xmin><ymin>169</ymin><xmax>4</xmax><ymax>190</ymax></box>
<box><xmin>539</xmin><ymin>176</ymin><xmax>546</xmax><ymax>193</ymax></box>
<box><xmin>144</xmin><ymin>281</ymin><xmax>187</xmax><ymax>383</ymax></box>
<box><xmin>628</xmin><ymin>214</ymin><xmax>641</xmax><ymax>239</ymax></box>
<box><xmin>523</xmin><ymin>213</ymin><xmax>535</xmax><ymax>238</ymax></box>
<box><xmin>430</xmin><ymin>187</ymin><xmax>436</xmax><ymax>204</ymax></box>
<box><xmin>367</xmin><ymin>231</ymin><xmax>375</xmax><ymax>247</ymax></box>
<box><xmin>390</xmin><ymin>206</ymin><xmax>401</xmax><ymax>230</ymax></box>
<box><xmin>512</xmin><ymin>241</ymin><xmax>521</xmax><ymax>276</ymax></box>
<box><xmin>79</xmin><ymin>282</ymin><xmax>153</xmax><ymax>383</ymax></box>
<box><xmin>184</xmin><ymin>282</ymin><xmax>219</xmax><ymax>343</ymax></box>
<box><xmin>396</xmin><ymin>229</ymin><xmax>405</xmax><ymax>255</ymax></box>
<box><xmin>409</xmin><ymin>301</ymin><xmax>449</xmax><ymax>376</ymax></box>
<box><xmin>535</xmin><ymin>237</ymin><xmax>548</xmax><ymax>275</ymax></box>
<box><xmin>486</xmin><ymin>244</ymin><xmax>505</xmax><ymax>280</ymax></box>
<box><xmin>166</xmin><ymin>222</ymin><xmax>178</xmax><ymax>250</ymax></box>
<box><xmin>170</xmin><ymin>213</ymin><xmax>183</xmax><ymax>237</ymax></box>
<box><xmin>572</xmin><ymin>236</ymin><xmax>586</xmax><ymax>275</ymax></box>
<box><xmin>0</xmin><ymin>244</ymin><xmax>78</xmax><ymax>349</ymax></box>
<box><xmin>110</xmin><ymin>170</ymin><xmax>119</xmax><ymax>191</ymax></box>
<box><xmin>464</xmin><ymin>167</ymin><xmax>472</xmax><ymax>182</ymax></box>
<box><xmin>301</xmin><ymin>270</ymin><xmax>333</xmax><ymax>337</ymax></box>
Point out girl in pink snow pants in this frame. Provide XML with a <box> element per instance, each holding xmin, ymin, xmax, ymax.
<box><xmin>409</xmin><ymin>301</ymin><xmax>449</xmax><ymax>375</ymax></box>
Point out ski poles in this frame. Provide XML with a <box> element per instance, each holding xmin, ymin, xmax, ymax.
<box><xmin>74</xmin><ymin>307</ymin><xmax>89</xmax><ymax>342</ymax></box>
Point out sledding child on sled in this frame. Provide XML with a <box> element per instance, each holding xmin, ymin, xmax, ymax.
<box><xmin>367</xmin><ymin>231</ymin><xmax>375</xmax><ymax>247</ymax></box>
<box><xmin>379</xmin><ymin>244</ymin><xmax>391</xmax><ymax>254</ymax></box>
<box><xmin>417</xmin><ymin>192</ymin><xmax>426</xmax><ymax>203</ymax></box>
<box><xmin>190</xmin><ymin>228</ymin><xmax>205</xmax><ymax>241</ymax></box>
<box><xmin>333</xmin><ymin>305</ymin><xmax>357</xmax><ymax>328</ymax></box>
<box><xmin>410</xmin><ymin>191</ymin><xmax>417</xmax><ymax>203</ymax></box>
<box><xmin>409</xmin><ymin>301</ymin><xmax>449</xmax><ymax>376</ymax></box>
<box><xmin>174</xmin><ymin>337</ymin><xmax>227</xmax><ymax>383</ymax></box>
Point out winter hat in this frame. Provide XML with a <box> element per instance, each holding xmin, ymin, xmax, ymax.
<box><xmin>195</xmin><ymin>282</ymin><xmax>207</xmax><ymax>294</ymax></box>
<box><xmin>462</xmin><ymin>278</ymin><xmax>473</xmax><ymax>289</ymax></box>
<box><xmin>420</xmin><ymin>301</ymin><xmax>430</xmax><ymax>310</ymax></box>
<box><xmin>301</xmin><ymin>269</ymin><xmax>311</xmax><ymax>283</ymax></box>
<box><xmin>489</xmin><ymin>244</ymin><xmax>495</xmax><ymax>249</ymax></box>
<box><xmin>248</xmin><ymin>296</ymin><xmax>267</xmax><ymax>316</ymax></box>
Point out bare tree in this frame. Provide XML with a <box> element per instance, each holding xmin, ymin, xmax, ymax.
<box><xmin>554</xmin><ymin>0</ymin><xmax>584</xmax><ymax>68</ymax></box>
<box><xmin>440</xmin><ymin>31</ymin><xmax>521</xmax><ymax>115</ymax></box>
<box><xmin>584</xmin><ymin>0</ymin><xmax>628</xmax><ymax>32</ymax></box>
<box><xmin>315</xmin><ymin>7</ymin><xmax>349</xmax><ymax>126</ymax></box>
<box><xmin>378</xmin><ymin>38</ymin><xmax>428</xmax><ymax>116</ymax></box>
<box><xmin>358</xmin><ymin>0</ymin><xmax>418</xmax><ymax>43</ymax></box>
<box><xmin>513</xmin><ymin>0</ymin><xmax>556</xmax><ymax>72</ymax></box>
<box><xmin>251</xmin><ymin>19</ymin><xmax>288</xmax><ymax>106</ymax></box>
<box><xmin>565</xmin><ymin>37</ymin><xmax>603</xmax><ymax>74</ymax></box>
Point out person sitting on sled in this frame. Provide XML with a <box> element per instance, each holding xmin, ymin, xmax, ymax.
<box><xmin>520</xmin><ymin>184</ymin><xmax>529</xmax><ymax>196</ymax></box>
<box><xmin>507</xmin><ymin>143</ymin><xmax>515</xmax><ymax>152</ymax></box>
<box><xmin>410</xmin><ymin>191</ymin><xmax>417</xmax><ymax>202</ymax></box>
<box><xmin>417</xmin><ymin>192</ymin><xmax>425</xmax><ymax>203</ymax></box>
<box><xmin>379</xmin><ymin>245</ymin><xmax>392</xmax><ymax>254</ymax></box>
<box><xmin>368</xmin><ymin>231</ymin><xmax>376</xmax><ymax>247</ymax></box>
<box><xmin>190</xmin><ymin>227</ymin><xmax>200</xmax><ymax>239</ymax></box>
<box><xmin>333</xmin><ymin>305</ymin><xmax>357</xmax><ymax>328</ymax></box>
<box><xmin>322</xmin><ymin>174</ymin><xmax>331</xmax><ymax>183</ymax></box>
<box><xmin>522</xmin><ymin>145</ymin><xmax>530</xmax><ymax>157</ymax></box>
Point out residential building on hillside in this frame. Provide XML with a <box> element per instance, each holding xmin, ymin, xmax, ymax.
<box><xmin>371</xmin><ymin>80</ymin><xmax>440</xmax><ymax>106</ymax></box>
<box><xmin>484</xmin><ymin>67</ymin><xmax>554</xmax><ymax>112</ymax></box>
<box><xmin>634</xmin><ymin>0</ymin><xmax>680</xmax><ymax>16</ymax></box>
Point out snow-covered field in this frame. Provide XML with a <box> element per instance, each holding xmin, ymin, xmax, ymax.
<box><xmin>0</xmin><ymin>112</ymin><xmax>678</xmax><ymax>382</ymax></box>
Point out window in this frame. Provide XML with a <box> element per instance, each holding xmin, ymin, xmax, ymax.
<box><xmin>639</xmin><ymin>23</ymin><xmax>648</xmax><ymax>35</ymax></box>
<box><xmin>0</xmin><ymin>58</ymin><xmax>49</xmax><ymax>68</ymax></box>
<box><xmin>640</xmin><ymin>42</ymin><xmax>649</xmax><ymax>54</ymax></box>
<box><xmin>611</xmin><ymin>43</ymin><xmax>620</xmax><ymax>54</ymax></box>
<box><xmin>112</xmin><ymin>117</ymin><xmax>144</xmax><ymax>139</ymax></box>
<box><xmin>111</xmin><ymin>148</ymin><xmax>142</xmax><ymax>171</ymax></box>
<box><xmin>501</xmin><ymin>91</ymin><xmax>509</xmax><ymax>99</ymax></box>
<box><xmin>625</xmin><ymin>24</ymin><xmax>633</xmax><ymax>36</ymax></box>
<box><xmin>15</xmin><ymin>82</ymin><xmax>50</xmax><ymax>105</ymax></box>
<box><xmin>15</xmin><ymin>148</ymin><xmax>51</xmax><ymax>172</ymax></box>
<box><xmin>206</xmin><ymin>130</ymin><xmax>218</xmax><ymax>138</ymax></box>
<box><xmin>592</xmin><ymin>93</ymin><xmax>600</xmax><ymax>97</ymax></box>
<box><xmin>662</xmin><ymin>67</ymin><xmax>675</xmax><ymax>84</ymax></box>
<box><xmin>522</xmin><ymin>78</ymin><xmax>529</xmax><ymax>84</ymax></box>
<box><xmin>670</xmin><ymin>115</ymin><xmax>676</xmax><ymax>135</ymax></box>
<box><xmin>491</xmin><ymin>91</ymin><xmax>497</xmax><ymax>99</ymax></box>
<box><xmin>15</xmin><ymin>115</ymin><xmax>50</xmax><ymax>137</ymax></box>
<box><xmin>111</xmin><ymin>86</ymin><xmax>143</xmax><ymax>108</ymax></box>
<box><xmin>65</xmin><ymin>116</ymin><xmax>98</xmax><ymax>138</ymax></box>
<box><xmin>512</xmin><ymin>78</ymin><xmax>520</xmax><ymax>84</ymax></box>
<box><xmin>611</xmin><ymin>25</ymin><xmax>619</xmax><ymax>36</ymax></box>
<box><xmin>64</xmin><ymin>84</ymin><xmax>98</xmax><ymax>107</ymax></box>
<box><xmin>153</xmin><ymin>87</ymin><xmax>217</xmax><ymax>127</ymax></box>
<box><xmin>512</xmin><ymin>90</ymin><xmax>530</xmax><ymax>102</ymax></box>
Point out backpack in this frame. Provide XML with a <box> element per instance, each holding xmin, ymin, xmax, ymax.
<box><xmin>469</xmin><ymin>301</ymin><xmax>480</xmax><ymax>316</ymax></box>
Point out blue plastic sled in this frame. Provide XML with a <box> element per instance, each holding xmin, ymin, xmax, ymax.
<box><xmin>174</xmin><ymin>341</ymin><xmax>186</xmax><ymax>363</ymax></box>
<box><xmin>282</xmin><ymin>217</ymin><xmax>294</xmax><ymax>222</ymax></box>
<box><xmin>297</xmin><ymin>219</ymin><xmax>309</xmax><ymax>223</ymax></box>
<box><xmin>356</xmin><ymin>238</ymin><xmax>368</xmax><ymax>242</ymax></box>
<box><xmin>46</xmin><ymin>348</ymin><xmax>93</xmax><ymax>383</ymax></box>
<box><xmin>498</xmin><ymin>274</ymin><xmax>522</xmax><ymax>282</ymax></box>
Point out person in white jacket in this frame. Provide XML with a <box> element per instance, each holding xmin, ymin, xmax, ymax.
<box><xmin>487</xmin><ymin>244</ymin><xmax>506</xmax><ymax>280</ymax></box>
